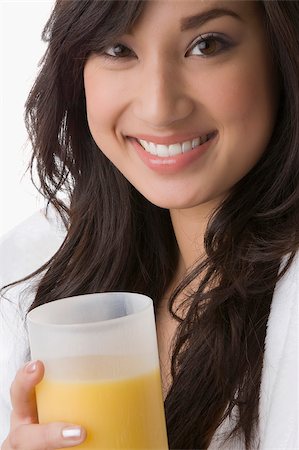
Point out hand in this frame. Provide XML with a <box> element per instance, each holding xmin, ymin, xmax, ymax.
<box><xmin>1</xmin><ymin>360</ymin><xmax>86</xmax><ymax>450</ymax></box>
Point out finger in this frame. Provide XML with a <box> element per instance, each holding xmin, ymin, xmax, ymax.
<box><xmin>10</xmin><ymin>360</ymin><xmax>44</xmax><ymax>424</ymax></box>
<box><xmin>3</xmin><ymin>422</ymin><xmax>86</xmax><ymax>450</ymax></box>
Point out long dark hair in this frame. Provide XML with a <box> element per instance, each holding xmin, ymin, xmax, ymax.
<box><xmin>10</xmin><ymin>1</ymin><xmax>299</xmax><ymax>448</ymax></box>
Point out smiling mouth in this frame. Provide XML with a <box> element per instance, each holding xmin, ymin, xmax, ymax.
<box><xmin>133</xmin><ymin>131</ymin><xmax>217</xmax><ymax>157</ymax></box>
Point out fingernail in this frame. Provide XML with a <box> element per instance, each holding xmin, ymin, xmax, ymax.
<box><xmin>25</xmin><ymin>360</ymin><xmax>37</xmax><ymax>373</ymax></box>
<box><xmin>62</xmin><ymin>426</ymin><xmax>82</xmax><ymax>439</ymax></box>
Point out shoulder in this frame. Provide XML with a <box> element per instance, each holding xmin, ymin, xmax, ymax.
<box><xmin>259</xmin><ymin>252</ymin><xmax>299</xmax><ymax>449</ymax></box>
<box><xmin>267</xmin><ymin>252</ymin><xmax>299</xmax><ymax>349</ymax></box>
<box><xmin>0</xmin><ymin>205</ymin><xmax>66</xmax><ymax>288</ymax></box>
<box><xmin>266</xmin><ymin>252</ymin><xmax>298</xmax><ymax>359</ymax></box>
<box><xmin>0</xmin><ymin>204</ymin><xmax>66</xmax><ymax>336</ymax></box>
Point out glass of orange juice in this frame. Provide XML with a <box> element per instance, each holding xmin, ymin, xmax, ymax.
<box><xmin>27</xmin><ymin>292</ymin><xmax>169</xmax><ymax>450</ymax></box>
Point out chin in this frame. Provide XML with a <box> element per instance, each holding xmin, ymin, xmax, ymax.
<box><xmin>143</xmin><ymin>191</ymin><xmax>214</xmax><ymax>211</ymax></box>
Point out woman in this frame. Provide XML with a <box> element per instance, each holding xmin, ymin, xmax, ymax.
<box><xmin>1</xmin><ymin>0</ymin><xmax>298</xmax><ymax>449</ymax></box>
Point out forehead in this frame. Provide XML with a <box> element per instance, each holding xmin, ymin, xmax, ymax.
<box><xmin>131</xmin><ymin>0</ymin><xmax>262</xmax><ymax>31</ymax></box>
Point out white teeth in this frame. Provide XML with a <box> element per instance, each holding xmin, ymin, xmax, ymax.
<box><xmin>140</xmin><ymin>139</ymin><xmax>149</xmax><ymax>152</ymax></box>
<box><xmin>137</xmin><ymin>134</ymin><xmax>211</xmax><ymax>156</ymax></box>
<box><xmin>156</xmin><ymin>144</ymin><xmax>169</xmax><ymax>157</ymax></box>
<box><xmin>182</xmin><ymin>141</ymin><xmax>192</xmax><ymax>153</ymax></box>
<box><xmin>192</xmin><ymin>138</ymin><xmax>200</xmax><ymax>148</ymax></box>
<box><xmin>169</xmin><ymin>143</ymin><xmax>182</xmax><ymax>156</ymax></box>
<box><xmin>149</xmin><ymin>142</ymin><xmax>157</xmax><ymax>155</ymax></box>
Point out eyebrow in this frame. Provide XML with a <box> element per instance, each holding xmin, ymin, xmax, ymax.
<box><xmin>180</xmin><ymin>8</ymin><xmax>244</xmax><ymax>31</ymax></box>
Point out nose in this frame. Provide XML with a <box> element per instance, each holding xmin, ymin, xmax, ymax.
<box><xmin>132</xmin><ymin>58</ymin><xmax>194</xmax><ymax>129</ymax></box>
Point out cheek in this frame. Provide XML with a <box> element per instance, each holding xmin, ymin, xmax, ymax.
<box><xmin>84</xmin><ymin>67</ymin><xmax>128</xmax><ymax>134</ymax></box>
<box><xmin>200</xmin><ymin>59</ymin><xmax>277</xmax><ymax>143</ymax></box>
<box><xmin>84</xmin><ymin>81</ymin><xmax>114</xmax><ymax>132</ymax></box>
<box><xmin>193</xmin><ymin>57</ymin><xmax>278</xmax><ymax>193</ymax></box>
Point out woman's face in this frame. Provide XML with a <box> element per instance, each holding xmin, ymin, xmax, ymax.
<box><xmin>84</xmin><ymin>0</ymin><xmax>279</xmax><ymax>210</ymax></box>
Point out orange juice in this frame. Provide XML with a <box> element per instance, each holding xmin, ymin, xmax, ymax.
<box><xmin>36</xmin><ymin>356</ymin><xmax>168</xmax><ymax>449</ymax></box>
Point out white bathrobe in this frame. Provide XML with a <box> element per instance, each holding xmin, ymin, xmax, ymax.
<box><xmin>0</xmin><ymin>207</ymin><xmax>298</xmax><ymax>448</ymax></box>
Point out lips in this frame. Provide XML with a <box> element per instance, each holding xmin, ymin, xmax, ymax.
<box><xmin>128</xmin><ymin>131</ymin><xmax>218</xmax><ymax>174</ymax></box>
<box><xmin>130</xmin><ymin>130</ymin><xmax>216</xmax><ymax>146</ymax></box>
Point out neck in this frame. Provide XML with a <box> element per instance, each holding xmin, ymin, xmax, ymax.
<box><xmin>169</xmin><ymin>197</ymin><xmax>222</xmax><ymax>272</ymax></box>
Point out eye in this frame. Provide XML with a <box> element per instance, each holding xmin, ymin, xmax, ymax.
<box><xmin>186</xmin><ymin>33</ymin><xmax>232</xmax><ymax>58</ymax></box>
<box><xmin>103</xmin><ymin>43</ymin><xmax>134</xmax><ymax>59</ymax></box>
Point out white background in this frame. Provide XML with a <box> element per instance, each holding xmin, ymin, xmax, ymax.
<box><xmin>0</xmin><ymin>0</ymin><xmax>54</xmax><ymax>238</ymax></box>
